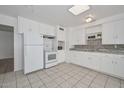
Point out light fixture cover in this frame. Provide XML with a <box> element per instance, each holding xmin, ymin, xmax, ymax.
<box><xmin>69</xmin><ymin>5</ymin><xmax>90</xmax><ymax>15</ymax></box>
<box><xmin>85</xmin><ymin>14</ymin><xmax>94</xmax><ymax>23</ymax></box>
<box><xmin>85</xmin><ymin>17</ymin><xmax>93</xmax><ymax>23</ymax></box>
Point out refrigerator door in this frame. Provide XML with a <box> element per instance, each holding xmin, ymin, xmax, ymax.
<box><xmin>24</xmin><ymin>31</ymin><xmax>43</xmax><ymax>45</ymax></box>
<box><xmin>24</xmin><ymin>45</ymin><xmax>43</xmax><ymax>74</ymax></box>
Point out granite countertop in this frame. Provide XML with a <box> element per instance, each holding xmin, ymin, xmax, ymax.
<box><xmin>70</xmin><ymin>48</ymin><xmax>124</xmax><ymax>55</ymax></box>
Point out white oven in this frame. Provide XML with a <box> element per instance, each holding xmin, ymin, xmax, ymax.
<box><xmin>44</xmin><ymin>52</ymin><xmax>57</xmax><ymax>68</ymax></box>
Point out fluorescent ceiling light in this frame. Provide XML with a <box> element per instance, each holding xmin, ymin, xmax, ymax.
<box><xmin>69</xmin><ymin>5</ymin><xmax>90</xmax><ymax>15</ymax></box>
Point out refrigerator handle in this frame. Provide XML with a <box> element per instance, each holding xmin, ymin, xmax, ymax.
<box><xmin>24</xmin><ymin>47</ymin><xmax>27</xmax><ymax>56</ymax></box>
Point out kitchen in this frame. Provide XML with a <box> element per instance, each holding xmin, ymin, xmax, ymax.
<box><xmin>0</xmin><ymin>5</ymin><xmax>124</xmax><ymax>88</ymax></box>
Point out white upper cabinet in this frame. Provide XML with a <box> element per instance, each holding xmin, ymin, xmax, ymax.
<box><xmin>39</xmin><ymin>23</ymin><xmax>55</xmax><ymax>36</ymax></box>
<box><xmin>102</xmin><ymin>19</ymin><xmax>124</xmax><ymax>44</ymax></box>
<box><xmin>115</xmin><ymin>20</ymin><xmax>124</xmax><ymax>44</ymax></box>
<box><xmin>86</xmin><ymin>25</ymin><xmax>102</xmax><ymax>34</ymax></box>
<box><xmin>74</xmin><ymin>27</ymin><xmax>86</xmax><ymax>45</ymax></box>
<box><xmin>102</xmin><ymin>22</ymin><xmax>116</xmax><ymax>44</ymax></box>
<box><xmin>57</xmin><ymin>26</ymin><xmax>65</xmax><ymax>41</ymax></box>
<box><xmin>18</xmin><ymin>17</ymin><xmax>39</xmax><ymax>34</ymax></box>
<box><xmin>68</xmin><ymin>26</ymin><xmax>86</xmax><ymax>46</ymax></box>
<box><xmin>18</xmin><ymin>16</ymin><xmax>55</xmax><ymax>36</ymax></box>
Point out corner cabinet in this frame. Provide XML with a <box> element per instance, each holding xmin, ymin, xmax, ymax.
<box><xmin>102</xmin><ymin>19</ymin><xmax>124</xmax><ymax>44</ymax></box>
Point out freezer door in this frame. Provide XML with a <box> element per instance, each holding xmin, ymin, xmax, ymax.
<box><xmin>24</xmin><ymin>31</ymin><xmax>43</xmax><ymax>45</ymax></box>
<box><xmin>24</xmin><ymin>46</ymin><xmax>43</xmax><ymax>74</ymax></box>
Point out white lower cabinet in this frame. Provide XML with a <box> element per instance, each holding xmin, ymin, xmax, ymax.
<box><xmin>89</xmin><ymin>54</ymin><xmax>100</xmax><ymax>71</ymax></box>
<box><xmin>57</xmin><ymin>50</ymin><xmax>65</xmax><ymax>63</ymax></box>
<box><xmin>100</xmin><ymin>54</ymin><xmax>114</xmax><ymax>74</ymax></box>
<box><xmin>68</xmin><ymin>51</ymin><xmax>124</xmax><ymax>79</ymax></box>
<box><xmin>114</xmin><ymin>56</ymin><xmax>124</xmax><ymax>78</ymax></box>
<box><xmin>70</xmin><ymin>51</ymin><xmax>78</xmax><ymax>64</ymax></box>
<box><xmin>79</xmin><ymin>52</ymin><xmax>89</xmax><ymax>67</ymax></box>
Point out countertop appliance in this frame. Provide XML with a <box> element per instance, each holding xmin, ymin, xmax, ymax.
<box><xmin>24</xmin><ymin>31</ymin><xmax>43</xmax><ymax>74</ymax></box>
<box><xmin>44</xmin><ymin>52</ymin><xmax>57</xmax><ymax>68</ymax></box>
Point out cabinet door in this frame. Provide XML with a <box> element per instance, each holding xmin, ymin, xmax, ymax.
<box><xmin>29</xmin><ymin>20</ymin><xmax>39</xmax><ymax>33</ymax></box>
<box><xmin>57</xmin><ymin>50</ymin><xmax>65</xmax><ymax>63</ymax></box>
<box><xmin>114</xmin><ymin>56</ymin><xmax>124</xmax><ymax>78</ymax></box>
<box><xmin>100</xmin><ymin>55</ymin><xmax>114</xmax><ymax>74</ymax></box>
<box><xmin>75</xmin><ymin>52</ymin><xmax>84</xmax><ymax>66</ymax></box>
<box><xmin>86</xmin><ymin>54</ymin><xmax>93</xmax><ymax>68</ymax></box>
<box><xmin>76</xmin><ymin>30</ymin><xmax>86</xmax><ymax>45</ymax></box>
<box><xmin>69</xmin><ymin>51</ymin><xmax>77</xmax><ymax>64</ymax></box>
<box><xmin>90</xmin><ymin>54</ymin><xmax>100</xmax><ymax>70</ymax></box>
<box><xmin>40</xmin><ymin>23</ymin><xmax>55</xmax><ymax>36</ymax></box>
<box><xmin>115</xmin><ymin>20</ymin><xmax>124</xmax><ymax>44</ymax></box>
<box><xmin>57</xmin><ymin>30</ymin><xmax>65</xmax><ymax>41</ymax></box>
<box><xmin>66</xmin><ymin>51</ymin><xmax>72</xmax><ymax>63</ymax></box>
<box><xmin>23</xmin><ymin>18</ymin><xmax>39</xmax><ymax>34</ymax></box>
<box><xmin>68</xmin><ymin>28</ymin><xmax>86</xmax><ymax>46</ymax></box>
<box><xmin>102</xmin><ymin>22</ymin><xmax>116</xmax><ymax>44</ymax></box>
<box><xmin>18</xmin><ymin>17</ymin><xmax>39</xmax><ymax>33</ymax></box>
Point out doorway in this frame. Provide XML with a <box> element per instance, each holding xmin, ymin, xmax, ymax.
<box><xmin>0</xmin><ymin>24</ymin><xmax>14</xmax><ymax>74</ymax></box>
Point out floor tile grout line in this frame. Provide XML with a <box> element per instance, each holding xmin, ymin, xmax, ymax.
<box><xmin>119</xmin><ymin>79</ymin><xmax>121</xmax><ymax>88</ymax></box>
<box><xmin>36</xmin><ymin>72</ymin><xmax>48</xmax><ymax>88</ymax></box>
<box><xmin>104</xmin><ymin>75</ymin><xmax>109</xmax><ymax>88</ymax></box>
<box><xmin>88</xmin><ymin>73</ymin><xmax>99</xmax><ymax>88</ymax></box>
<box><xmin>44</xmin><ymin>71</ymin><xmax>62</xmax><ymax>87</ymax></box>
<box><xmin>71</xmin><ymin>69</ymin><xmax>92</xmax><ymax>88</ymax></box>
<box><xmin>26</xmin><ymin>75</ymin><xmax>32</xmax><ymax>88</ymax></box>
<box><xmin>15</xmin><ymin>72</ymin><xmax>17</xmax><ymax>88</ymax></box>
<box><xmin>1</xmin><ymin>73</ymin><xmax>6</xmax><ymax>88</ymax></box>
<box><xmin>72</xmin><ymin>71</ymin><xmax>90</xmax><ymax>88</ymax></box>
<box><xmin>120</xmin><ymin>80</ymin><xmax>122</xmax><ymax>88</ymax></box>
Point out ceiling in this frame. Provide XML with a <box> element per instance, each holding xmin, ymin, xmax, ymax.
<box><xmin>0</xmin><ymin>5</ymin><xmax>124</xmax><ymax>27</ymax></box>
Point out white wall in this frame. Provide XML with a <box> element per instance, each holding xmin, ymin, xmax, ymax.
<box><xmin>0</xmin><ymin>31</ymin><xmax>14</xmax><ymax>59</ymax></box>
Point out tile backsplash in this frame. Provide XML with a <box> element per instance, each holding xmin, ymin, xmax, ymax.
<box><xmin>74</xmin><ymin>39</ymin><xmax>124</xmax><ymax>50</ymax></box>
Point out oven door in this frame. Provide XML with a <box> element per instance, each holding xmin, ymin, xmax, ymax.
<box><xmin>45</xmin><ymin>52</ymin><xmax>57</xmax><ymax>63</ymax></box>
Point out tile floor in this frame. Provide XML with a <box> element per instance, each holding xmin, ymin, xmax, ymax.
<box><xmin>0</xmin><ymin>58</ymin><xmax>14</xmax><ymax>74</ymax></box>
<box><xmin>0</xmin><ymin>62</ymin><xmax>124</xmax><ymax>88</ymax></box>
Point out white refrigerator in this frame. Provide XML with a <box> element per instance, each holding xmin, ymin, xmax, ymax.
<box><xmin>24</xmin><ymin>31</ymin><xmax>43</xmax><ymax>74</ymax></box>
